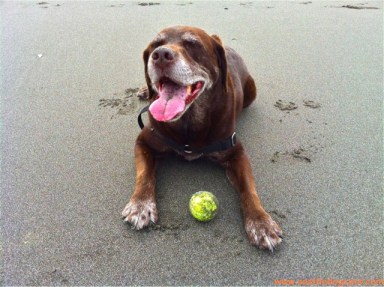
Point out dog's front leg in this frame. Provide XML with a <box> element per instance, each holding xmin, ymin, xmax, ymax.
<box><xmin>122</xmin><ymin>134</ymin><xmax>158</xmax><ymax>229</ymax></box>
<box><xmin>218</xmin><ymin>143</ymin><xmax>283</xmax><ymax>251</ymax></box>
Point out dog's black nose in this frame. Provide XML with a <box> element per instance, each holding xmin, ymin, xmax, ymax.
<box><xmin>151</xmin><ymin>46</ymin><xmax>175</xmax><ymax>66</ymax></box>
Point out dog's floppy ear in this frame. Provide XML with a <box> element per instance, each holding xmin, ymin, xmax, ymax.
<box><xmin>211</xmin><ymin>34</ymin><xmax>227</xmax><ymax>92</ymax></box>
<box><xmin>143</xmin><ymin>47</ymin><xmax>156</xmax><ymax>100</ymax></box>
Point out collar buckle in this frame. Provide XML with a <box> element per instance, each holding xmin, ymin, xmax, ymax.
<box><xmin>231</xmin><ymin>132</ymin><xmax>237</xmax><ymax>146</ymax></box>
<box><xmin>184</xmin><ymin>145</ymin><xmax>193</xmax><ymax>154</ymax></box>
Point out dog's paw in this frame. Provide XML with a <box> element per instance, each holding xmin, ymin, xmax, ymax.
<box><xmin>121</xmin><ymin>200</ymin><xmax>158</xmax><ymax>229</ymax></box>
<box><xmin>245</xmin><ymin>214</ymin><xmax>283</xmax><ymax>251</ymax></box>
<box><xmin>137</xmin><ymin>86</ymin><xmax>149</xmax><ymax>100</ymax></box>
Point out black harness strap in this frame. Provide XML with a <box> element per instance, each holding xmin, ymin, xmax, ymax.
<box><xmin>138</xmin><ymin>105</ymin><xmax>149</xmax><ymax>130</ymax></box>
<box><xmin>138</xmin><ymin>104</ymin><xmax>237</xmax><ymax>155</ymax></box>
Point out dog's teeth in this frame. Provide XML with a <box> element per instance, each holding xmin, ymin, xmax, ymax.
<box><xmin>186</xmin><ymin>85</ymin><xmax>192</xmax><ymax>94</ymax></box>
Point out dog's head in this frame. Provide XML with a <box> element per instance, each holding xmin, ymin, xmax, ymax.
<box><xmin>143</xmin><ymin>26</ymin><xmax>227</xmax><ymax>122</ymax></box>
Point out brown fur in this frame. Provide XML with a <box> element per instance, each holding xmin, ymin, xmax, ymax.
<box><xmin>122</xmin><ymin>26</ymin><xmax>282</xmax><ymax>251</ymax></box>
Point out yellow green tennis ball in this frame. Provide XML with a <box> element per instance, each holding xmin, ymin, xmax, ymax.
<box><xmin>189</xmin><ymin>191</ymin><xmax>218</xmax><ymax>222</ymax></box>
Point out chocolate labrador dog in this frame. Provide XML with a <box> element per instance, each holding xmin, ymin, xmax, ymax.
<box><xmin>122</xmin><ymin>26</ymin><xmax>282</xmax><ymax>251</ymax></box>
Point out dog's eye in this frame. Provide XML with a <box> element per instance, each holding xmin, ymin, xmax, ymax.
<box><xmin>182</xmin><ymin>39</ymin><xmax>201</xmax><ymax>49</ymax></box>
<box><xmin>152</xmin><ymin>40</ymin><xmax>165</xmax><ymax>49</ymax></box>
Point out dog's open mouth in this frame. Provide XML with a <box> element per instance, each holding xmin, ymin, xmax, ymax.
<box><xmin>149</xmin><ymin>78</ymin><xmax>204</xmax><ymax>122</ymax></box>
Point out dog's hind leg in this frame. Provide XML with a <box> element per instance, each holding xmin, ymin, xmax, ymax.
<box><xmin>242</xmin><ymin>76</ymin><xmax>257</xmax><ymax>109</ymax></box>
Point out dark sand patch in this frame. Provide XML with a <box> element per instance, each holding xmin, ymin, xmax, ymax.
<box><xmin>138</xmin><ymin>2</ymin><xmax>160</xmax><ymax>6</ymax></box>
<box><xmin>271</xmin><ymin>148</ymin><xmax>312</xmax><ymax>163</ymax></box>
<box><xmin>340</xmin><ymin>4</ymin><xmax>379</xmax><ymax>9</ymax></box>
<box><xmin>274</xmin><ymin>100</ymin><xmax>298</xmax><ymax>111</ymax></box>
<box><xmin>99</xmin><ymin>88</ymin><xmax>140</xmax><ymax>117</ymax></box>
<box><xmin>303</xmin><ymin>100</ymin><xmax>321</xmax><ymax>109</ymax></box>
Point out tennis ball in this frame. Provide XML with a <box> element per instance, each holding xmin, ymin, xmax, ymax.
<box><xmin>189</xmin><ymin>191</ymin><xmax>218</xmax><ymax>222</ymax></box>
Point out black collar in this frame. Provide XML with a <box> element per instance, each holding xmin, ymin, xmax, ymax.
<box><xmin>138</xmin><ymin>105</ymin><xmax>236</xmax><ymax>155</ymax></box>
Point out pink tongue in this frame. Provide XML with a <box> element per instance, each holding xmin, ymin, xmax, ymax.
<box><xmin>149</xmin><ymin>83</ymin><xmax>187</xmax><ymax>121</ymax></box>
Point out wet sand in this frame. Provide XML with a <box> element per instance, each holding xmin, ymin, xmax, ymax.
<box><xmin>1</xmin><ymin>1</ymin><xmax>383</xmax><ymax>285</ymax></box>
